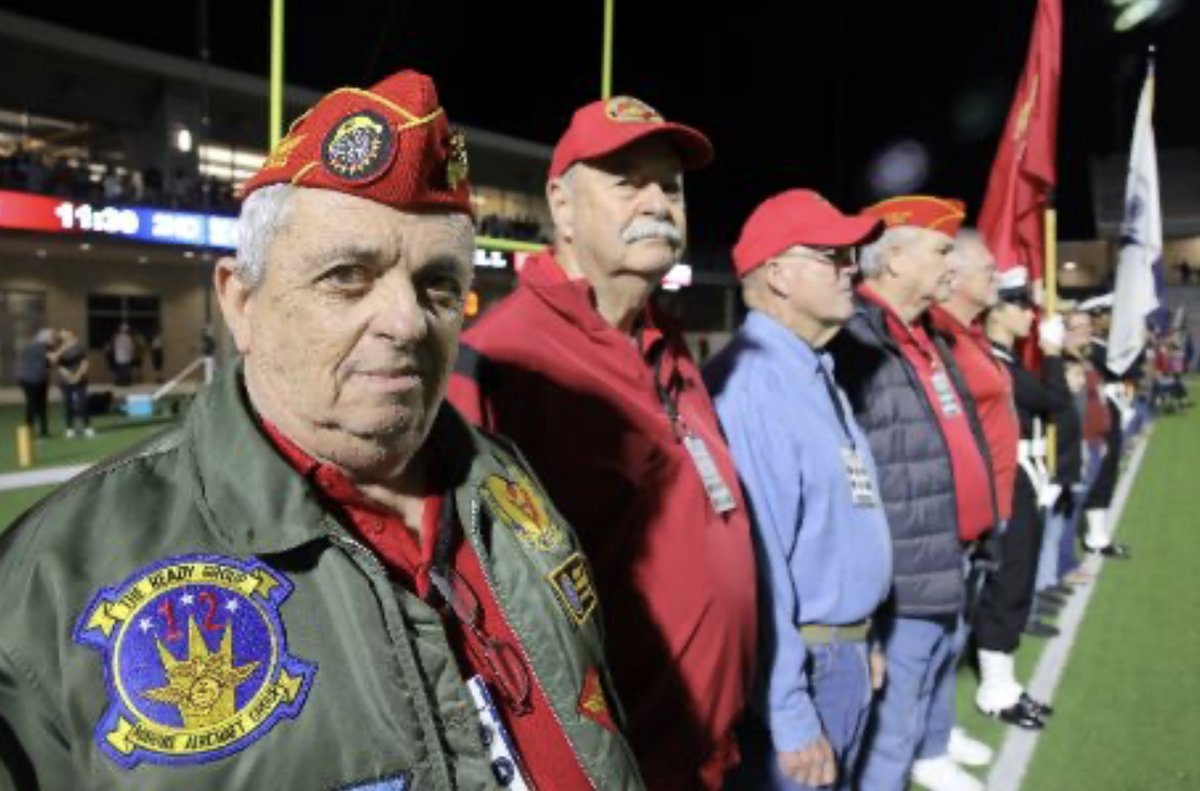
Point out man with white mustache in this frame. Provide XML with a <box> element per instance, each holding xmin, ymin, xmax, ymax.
<box><xmin>450</xmin><ymin>97</ymin><xmax>757</xmax><ymax>789</ymax></box>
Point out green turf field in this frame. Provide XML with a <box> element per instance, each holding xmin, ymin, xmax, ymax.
<box><xmin>1019</xmin><ymin>406</ymin><xmax>1200</xmax><ymax>790</ymax></box>
<box><xmin>0</xmin><ymin>403</ymin><xmax>181</xmax><ymax>475</ymax></box>
<box><xmin>0</xmin><ymin>403</ymin><xmax>183</xmax><ymax>532</ymax></box>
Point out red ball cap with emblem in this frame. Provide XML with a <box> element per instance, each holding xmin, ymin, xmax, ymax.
<box><xmin>861</xmin><ymin>195</ymin><xmax>966</xmax><ymax>237</ymax></box>
<box><xmin>548</xmin><ymin>96</ymin><xmax>714</xmax><ymax>179</ymax></box>
<box><xmin>239</xmin><ymin>70</ymin><xmax>472</xmax><ymax>215</ymax></box>
<box><xmin>732</xmin><ymin>190</ymin><xmax>883</xmax><ymax>278</ymax></box>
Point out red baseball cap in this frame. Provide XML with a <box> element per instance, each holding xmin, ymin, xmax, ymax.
<box><xmin>548</xmin><ymin>96</ymin><xmax>714</xmax><ymax>179</ymax></box>
<box><xmin>240</xmin><ymin>70</ymin><xmax>472</xmax><ymax>216</ymax></box>
<box><xmin>732</xmin><ymin>190</ymin><xmax>883</xmax><ymax>278</ymax></box>
<box><xmin>861</xmin><ymin>195</ymin><xmax>966</xmax><ymax>237</ymax></box>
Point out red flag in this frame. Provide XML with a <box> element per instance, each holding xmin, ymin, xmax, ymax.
<box><xmin>978</xmin><ymin>0</ymin><xmax>1061</xmax><ymax>280</ymax></box>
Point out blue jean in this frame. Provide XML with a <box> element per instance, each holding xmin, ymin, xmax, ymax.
<box><xmin>856</xmin><ymin>617</ymin><xmax>957</xmax><ymax>791</ymax></box>
<box><xmin>1036</xmin><ymin>507</ymin><xmax>1065</xmax><ymax>592</ymax></box>
<box><xmin>728</xmin><ymin>641</ymin><xmax>873</xmax><ymax>790</ymax></box>
<box><xmin>916</xmin><ymin>616</ymin><xmax>968</xmax><ymax>761</ymax></box>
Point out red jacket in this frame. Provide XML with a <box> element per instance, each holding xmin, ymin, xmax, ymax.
<box><xmin>930</xmin><ymin>307</ymin><xmax>1018</xmax><ymax>523</ymax></box>
<box><xmin>449</xmin><ymin>251</ymin><xmax>757</xmax><ymax>789</ymax></box>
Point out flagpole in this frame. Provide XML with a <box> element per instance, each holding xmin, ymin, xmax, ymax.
<box><xmin>601</xmin><ymin>0</ymin><xmax>614</xmax><ymax>99</ymax></box>
<box><xmin>1045</xmin><ymin>197</ymin><xmax>1058</xmax><ymax>476</ymax></box>
<box><xmin>269</xmin><ymin>0</ymin><xmax>285</xmax><ymax>149</ymax></box>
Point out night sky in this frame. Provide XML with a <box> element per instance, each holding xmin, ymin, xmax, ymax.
<box><xmin>2</xmin><ymin>0</ymin><xmax>1197</xmax><ymax>249</ymax></box>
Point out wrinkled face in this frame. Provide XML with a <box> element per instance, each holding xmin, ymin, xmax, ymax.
<box><xmin>771</xmin><ymin>244</ymin><xmax>860</xmax><ymax>326</ymax></box>
<box><xmin>896</xmin><ymin>227</ymin><xmax>956</xmax><ymax>305</ymax></box>
<box><xmin>950</xmin><ymin>238</ymin><xmax>999</xmax><ymax>309</ymax></box>
<box><xmin>550</xmin><ymin>137</ymin><xmax>686</xmax><ymax>282</ymax></box>
<box><xmin>217</xmin><ymin>189</ymin><xmax>474</xmax><ymax>473</ymax></box>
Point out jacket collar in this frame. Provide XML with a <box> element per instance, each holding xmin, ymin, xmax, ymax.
<box><xmin>187</xmin><ymin>359</ymin><xmax>488</xmax><ymax>556</ymax></box>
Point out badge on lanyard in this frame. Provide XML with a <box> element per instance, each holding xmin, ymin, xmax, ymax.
<box><xmin>840</xmin><ymin>446</ymin><xmax>879</xmax><ymax>508</ymax></box>
<box><xmin>930</xmin><ymin>370</ymin><xmax>962</xmax><ymax>416</ymax></box>
<box><xmin>682</xmin><ymin>433</ymin><xmax>737</xmax><ymax>515</ymax></box>
<box><xmin>467</xmin><ymin>675</ymin><xmax>531</xmax><ymax>790</ymax></box>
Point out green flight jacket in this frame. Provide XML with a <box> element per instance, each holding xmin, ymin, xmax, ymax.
<box><xmin>0</xmin><ymin>363</ymin><xmax>643</xmax><ymax>791</ymax></box>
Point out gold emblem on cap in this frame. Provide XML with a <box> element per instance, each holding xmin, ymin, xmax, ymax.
<box><xmin>446</xmin><ymin>127</ymin><xmax>469</xmax><ymax>190</ymax></box>
<box><xmin>264</xmin><ymin>134</ymin><xmax>306</xmax><ymax>170</ymax></box>
<box><xmin>605</xmin><ymin>96</ymin><xmax>664</xmax><ymax>124</ymax></box>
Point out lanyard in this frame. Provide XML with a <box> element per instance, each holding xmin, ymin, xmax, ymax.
<box><xmin>815</xmin><ymin>362</ymin><xmax>856</xmax><ymax>451</ymax></box>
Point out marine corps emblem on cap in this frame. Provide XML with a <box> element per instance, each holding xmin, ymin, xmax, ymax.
<box><xmin>605</xmin><ymin>96</ymin><xmax>664</xmax><ymax>124</ymax></box>
<box><xmin>321</xmin><ymin>109</ymin><xmax>397</xmax><ymax>183</ymax></box>
<box><xmin>446</xmin><ymin>127</ymin><xmax>469</xmax><ymax>190</ymax></box>
<box><xmin>74</xmin><ymin>554</ymin><xmax>316</xmax><ymax>769</ymax></box>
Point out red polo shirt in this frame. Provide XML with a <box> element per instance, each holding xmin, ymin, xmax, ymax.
<box><xmin>860</xmin><ymin>287</ymin><xmax>993</xmax><ymax>541</ymax></box>
<box><xmin>930</xmin><ymin>306</ymin><xmax>1017</xmax><ymax>522</ymax></box>
<box><xmin>260</xmin><ymin>420</ymin><xmax>593</xmax><ymax>791</ymax></box>
<box><xmin>449</xmin><ymin>250</ymin><xmax>757</xmax><ymax>789</ymax></box>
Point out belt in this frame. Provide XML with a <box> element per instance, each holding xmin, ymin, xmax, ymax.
<box><xmin>799</xmin><ymin>619</ymin><xmax>871</xmax><ymax>645</ymax></box>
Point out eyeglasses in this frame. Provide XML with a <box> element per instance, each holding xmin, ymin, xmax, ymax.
<box><xmin>778</xmin><ymin>246</ymin><xmax>859</xmax><ymax>270</ymax></box>
<box><xmin>427</xmin><ymin>567</ymin><xmax>533</xmax><ymax>714</ymax></box>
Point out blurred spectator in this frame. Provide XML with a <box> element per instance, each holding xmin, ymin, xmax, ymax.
<box><xmin>53</xmin><ymin>329</ymin><xmax>93</xmax><ymax>439</ymax></box>
<box><xmin>17</xmin><ymin>328</ymin><xmax>57</xmax><ymax>438</ymax></box>
<box><xmin>150</xmin><ymin>329</ymin><xmax>165</xmax><ymax>382</ymax></box>
<box><xmin>106</xmin><ymin>323</ymin><xmax>135</xmax><ymax>386</ymax></box>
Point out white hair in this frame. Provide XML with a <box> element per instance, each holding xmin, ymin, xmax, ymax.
<box><xmin>235</xmin><ymin>184</ymin><xmax>296</xmax><ymax>289</ymax></box>
<box><xmin>948</xmin><ymin>228</ymin><xmax>988</xmax><ymax>274</ymax></box>
<box><xmin>858</xmin><ymin>225</ymin><xmax>923</xmax><ymax>279</ymax></box>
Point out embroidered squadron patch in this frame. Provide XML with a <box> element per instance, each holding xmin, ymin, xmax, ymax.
<box><xmin>605</xmin><ymin>96</ymin><xmax>664</xmax><ymax>124</ymax></box>
<box><xmin>546</xmin><ymin>552</ymin><xmax>598</xmax><ymax>627</ymax></box>
<box><xmin>321</xmin><ymin>109</ymin><xmax>396</xmax><ymax>183</ymax></box>
<box><xmin>73</xmin><ymin>554</ymin><xmax>316</xmax><ymax>769</ymax></box>
<box><xmin>482</xmin><ymin>471</ymin><xmax>565</xmax><ymax>552</ymax></box>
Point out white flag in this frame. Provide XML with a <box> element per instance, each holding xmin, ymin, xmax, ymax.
<box><xmin>1107</xmin><ymin>60</ymin><xmax>1162</xmax><ymax>376</ymax></box>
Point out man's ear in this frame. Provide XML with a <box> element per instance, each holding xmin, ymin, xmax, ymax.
<box><xmin>546</xmin><ymin>176</ymin><xmax>575</xmax><ymax>243</ymax></box>
<box><xmin>763</xmin><ymin>259</ymin><xmax>792</xmax><ymax>299</ymax></box>
<box><xmin>213</xmin><ymin>257</ymin><xmax>253</xmax><ymax>354</ymax></box>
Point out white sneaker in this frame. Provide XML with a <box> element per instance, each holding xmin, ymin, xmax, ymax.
<box><xmin>911</xmin><ymin>756</ymin><xmax>986</xmax><ymax>791</ymax></box>
<box><xmin>948</xmin><ymin>727</ymin><xmax>994</xmax><ymax>767</ymax></box>
<box><xmin>65</xmin><ymin>428</ymin><xmax>76</xmax><ymax>439</ymax></box>
<box><xmin>84</xmin><ymin>428</ymin><xmax>95</xmax><ymax>438</ymax></box>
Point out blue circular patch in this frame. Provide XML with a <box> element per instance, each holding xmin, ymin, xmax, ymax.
<box><xmin>74</xmin><ymin>555</ymin><xmax>317</xmax><ymax>769</ymax></box>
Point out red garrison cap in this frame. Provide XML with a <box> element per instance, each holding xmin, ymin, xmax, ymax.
<box><xmin>862</xmin><ymin>195</ymin><xmax>966</xmax><ymax>237</ymax></box>
<box><xmin>548</xmin><ymin>96</ymin><xmax>714</xmax><ymax>179</ymax></box>
<box><xmin>732</xmin><ymin>190</ymin><xmax>883</xmax><ymax>278</ymax></box>
<box><xmin>240</xmin><ymin>70</ymin><xmax>472</xmax><ymax>215</ymax></box>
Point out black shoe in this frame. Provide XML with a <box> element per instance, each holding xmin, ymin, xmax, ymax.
<box><xmin>1031</xmin><ymin>601</ymin><xmax>1059</xmax><ymax>618</ymax></box>
<box><xmin>1086</xmin><ymin>542</ymin><xmax>1132</xmax><ymax>560</ymax></box>
<box><xmin>984</xmin><ymin>702</ymin><xmax>1045</xmax><ymax>730</ymax></box>
<box><xmin>1037</xmin><ymin>591</ymin><xmax>1067</xmax><ymax>607</ymax></box>
<box><xmin>1024</xmin><ymin>620</ymin><xmax>1060</xmax><ymax>638</ymax></box>
<box><xmin>1021</xmin><ymin>692</ymin><xmax>1054</xmax><ymax>717</ymax></box>
<box><xmin>1048</xmin><ymin>584</ymin><xmax>1074</xmax><ymax>597</ymax></box>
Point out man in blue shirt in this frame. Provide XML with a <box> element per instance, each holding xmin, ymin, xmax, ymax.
<box><xmin>706</xmin><ymin>190</ymin><xmax>893</xmax><ymax>790</ymax></box>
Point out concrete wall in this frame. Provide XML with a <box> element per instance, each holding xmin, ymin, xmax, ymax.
<box><xmin>0</xmin><ymin>250</ymin><xmax>218</xmax><ymax>385</ymax></box>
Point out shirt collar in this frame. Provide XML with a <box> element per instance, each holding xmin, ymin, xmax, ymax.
<box><xmin>743</xmin><ymin>310</ymin><xmax>825</xmax><ymax>377</ymax></box>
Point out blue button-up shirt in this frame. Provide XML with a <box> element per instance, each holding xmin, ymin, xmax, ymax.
<box><xmin>704</xmin><ymin>310</ymin><xmax>893</xmax><ymax>752</ymax></box>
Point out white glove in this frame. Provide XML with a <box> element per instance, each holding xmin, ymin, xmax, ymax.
<box><xmin>1039</xmin><ymin>315</ymin><xmax>1065</xmax><ymax>349</ymax></box>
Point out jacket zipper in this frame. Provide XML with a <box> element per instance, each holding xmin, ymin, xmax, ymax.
<box><xmin>465</xmin><ymin>496</ymin><xmax>601</xmax><ymax>791</ymax></box>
